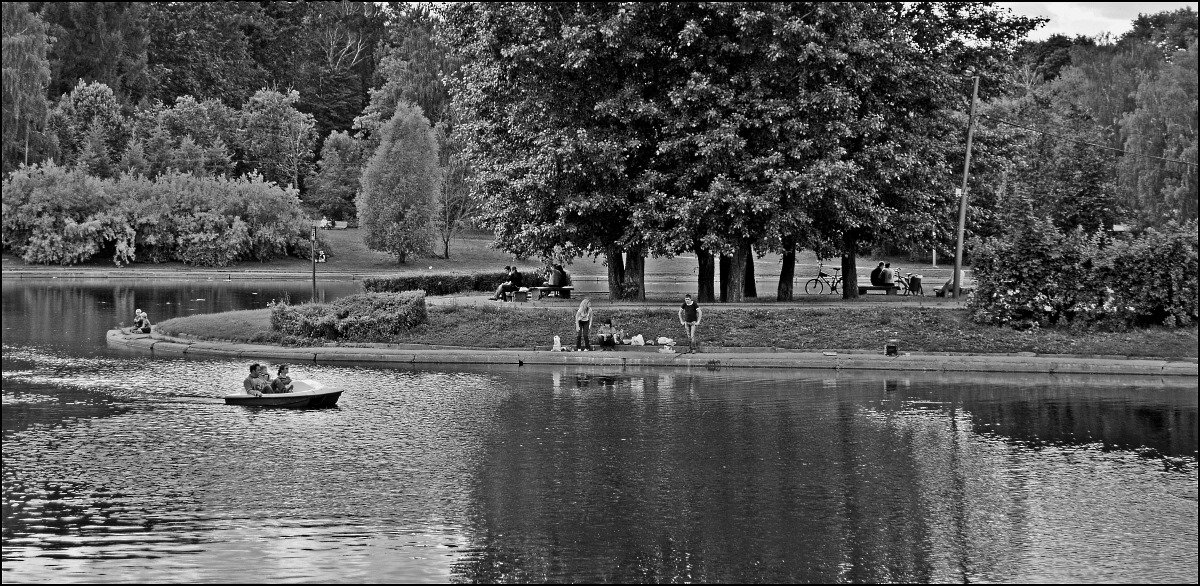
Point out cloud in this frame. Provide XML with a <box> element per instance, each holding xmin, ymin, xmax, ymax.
<box><xmin>998</xmin><ymin>2</ymin><xmax>1198</xmax><ymax>40</ymax></box>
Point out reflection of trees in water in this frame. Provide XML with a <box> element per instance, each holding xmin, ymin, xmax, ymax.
<box><xmin>914</xmin><ymin>385</ymin><xmax>1198</xmax><ymax>458</ymax></box>
<box><xmin>451</xmin><ymin>374</ymin><xmax>963</xmax><ymax>581</ymax></box>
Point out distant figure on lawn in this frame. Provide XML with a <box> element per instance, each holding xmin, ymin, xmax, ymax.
<box><xmin>490</xmin><ymin>266</ymin><xmax>524</xmax><ymax>301</ymax></box>
<box><xmin>597</xmin><ymin>318</ymin><xmax>623</xmax><ymax>350</ymax></box>
<box><xmin>575</xmin><ymin>298</ymin><xmax>594</xmax><ymax>351</ymax></box>
<box><xmin>870</xmin><ymin>262</ymin><xmax>885</xmax><ymax>286</ymax></box>
<box><xmin>678</xmin><ymin>294</ymin><xmax>702</xmax><ymax>351</ymax></box>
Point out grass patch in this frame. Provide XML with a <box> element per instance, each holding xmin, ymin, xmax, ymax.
<box><xmin>156</xmin><ymin>304</ymin><xmax>1198</xmax><ymax>358</ymax></box>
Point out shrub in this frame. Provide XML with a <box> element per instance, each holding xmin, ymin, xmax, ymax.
<box><xmin>269</xmin><ymin>291</ymin><xmax>428</xmax><ymax>341</ymax></box>
<box><xmin>1</xmin><ymin>163</ymin><xmax>312</xmax><ymax>266</ymax></box>
<box><xmin>971</xmin><ymin>216</ymin><xmax>1198</xmax><ymax>329</ymax></box>
<box><xmin>1103</xmin><ymin>222</ymin><xmax>1198</xmax><ymax>327</ymax></box>
<box><xmin>364</xmin><ymin>271</ymin><xmax>509</xmax><ymax>296</ymax></box>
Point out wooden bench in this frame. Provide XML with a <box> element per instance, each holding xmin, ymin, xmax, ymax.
<box><xmin>527</xmin><ymin>285</ymin><xmax>573</xmax><ymax>299</ymax></box>
<box><xmin>503</xmin><ymin>287</ymin><xmax>531</xmax><ymax>302</ymax></box>
<box><xmin>859</xmin><ymin>285</ymin><xmax>900</xmax><ymax>295</ymax></box>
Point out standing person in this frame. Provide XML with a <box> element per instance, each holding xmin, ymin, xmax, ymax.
<box><xmin>678</xmin><ymin>294</ymin><xmax>703</xmax><ymax>351</ymax></box>
<box><xmin>870</xmin><ymin>262</ymin><xmax>885</xmax><ymax>286</ymax></box>
<box><xmin>574</xmin><ymin>298</ymin><xmax>593</xmax><ymax>351</ymax></box>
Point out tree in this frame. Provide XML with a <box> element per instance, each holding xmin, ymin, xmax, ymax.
<box><xmin>77</xmin><ymin>118</ymin><xmax>113</xmax><ymax>178</ymax></box>
<box><xmin>357</xmin><ymin>101</ymin><xmax>439</xmax><ymax>264</ymax></box>
<box><xmin>45</xmin><ymin>80</ymin><xmax>128</xmax><ymax>168</ymax></box>
<box><xmin>2</xmin><ymin>2</ymin><xmax>54</xmax><ymax>173</ymax></box>
<box><xmin>307</xmin><ymin>129</ymin><xmax>363</xmax><ymax>221</ymax></box>
<box><xmin>145</xmin><ymin>2</ymin><xmax>266</xmax><ymax>106</ymax></box>
<box><xmin>433</xmin><ymin>121</ymin><xmax>478</xmax><ymax>259</ymax></box>
<box><xmin>172</xmin><ymin>135</ymin><xmax>206</xmax><ymax>177</ymax></box>
<box><xmin>1118</xmin><ymin>40</ymin><xmax>1199</xmax><ymax>225</ymax></box>
<box><xmin>34</xmin><ymin>1</ymin><xmax>150</xmax><ymax>105</ymax></box>
<box><xmin>240</xmin><ymin>88</ymin><xmax>316</xmax><ymax>190</ymax></box>
<box><xmin>118</xmin><ymin>137</ymin><xmax>148</xmax><ymax>177</ymax></box>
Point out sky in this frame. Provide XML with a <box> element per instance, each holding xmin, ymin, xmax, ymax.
<box><xmin>998</xmin><ymin>2</ymin><xmax>1199</xmax><ymax>40</ymax></box>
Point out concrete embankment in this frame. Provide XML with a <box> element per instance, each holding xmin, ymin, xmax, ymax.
<box><xmin>106</xmin><ymin>329</ymin><xmax>1198</xmax><ymax>377</ymax></box>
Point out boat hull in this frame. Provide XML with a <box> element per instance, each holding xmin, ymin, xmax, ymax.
<box><xmin>224</xmin><ymin>380</ymin><xmax>342</xmax><ymax>408</ymax></box>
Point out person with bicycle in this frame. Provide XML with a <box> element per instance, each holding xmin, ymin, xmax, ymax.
<box><xmin>678</xmin><ymin>294</ymin><xmax>703</xmax><ymax>352</ymax></box>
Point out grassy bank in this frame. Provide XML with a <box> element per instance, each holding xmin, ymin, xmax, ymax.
<box><xmin>157</xmin><ymin>304</ymin><xmax>1199</xmax><ymax>359</ymax></box>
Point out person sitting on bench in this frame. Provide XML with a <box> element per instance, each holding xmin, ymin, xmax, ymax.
<box><xmin>490</xmin><ymin>266</ymin><xmax>523</xmax><ymax>300</ymax></box>
<box><xmin>870</xmin><ymin>262</ymin><xmax>885</xmax><ymax>286</ymax></box>
<box><xmin>880</xmin><ymin>262</ymin><xmax>895</xmax><ymax>287</ymax></box>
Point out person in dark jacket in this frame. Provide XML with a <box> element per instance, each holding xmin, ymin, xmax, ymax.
<box><xmin>870</xmin><ymin>262</ymin><xmax>885</xmax><ymax>286</ymax></box>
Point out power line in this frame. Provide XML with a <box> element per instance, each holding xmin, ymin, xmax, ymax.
<box><xmin>977</xmin><ymin>113</ymin><xmax>1199</xmax><ymax>168</ymax></box>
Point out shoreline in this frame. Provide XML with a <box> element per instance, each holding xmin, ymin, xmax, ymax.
<box><xmin>106</xmin><ymin>329</ymin><xmax>1199</xmax><ymax>377</ymax></box>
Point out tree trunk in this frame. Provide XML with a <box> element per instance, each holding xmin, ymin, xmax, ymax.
<box><xmin>625</xmin><ymin>245</ymin><xmax>646</xmax><ymax>301</ymax></box>
<box><xmin>696</xmin><ymin>244</ymin><xmax>716</xmax><ymax>303</ymax></box>
<box><xmin>398</xmin><ymin>251</ymin><xmax>407</xmax><ymax>265</ymax></box>
<box><xmin>743</xmin><ymin>249</ymin><xmax>757</xmax><ymax>298</ymax></box>
<box><xmin>25</xmin><ymin>120</ymin><xmax>30</xmax><ymax>166</ymax></box>
<box><xmin>442</xmin><ymin>236</ymin><xmax>450</xmax><ymax>259</ymax></box>
<box><xmin>719</xmin><ymin>255</ymin><xmax>731</xmax><ymax>302</ymax></box>
<box><xmin>841</xmin><ymin>232</ymin><xmax>859</xmax><ymax>299</ymax></box>
<box><xmin>725</xmin><ymin>241</ymin><xmax>750</xmax><ymax>303</ymax></box>
<box><xmin>778</xmin><ymin>239</ymin><xmax>796</xmax><ymax>301</ymax></box>
<box><xmin>605</xmin><ymin>244</ymin><xmax>625</xmax><ymax>300</ymax></box>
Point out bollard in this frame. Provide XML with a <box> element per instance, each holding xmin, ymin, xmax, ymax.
<box><xmin>885</xmin><ymin>339</ymin><xmax>899</xmax><ymax>356</ymax></box>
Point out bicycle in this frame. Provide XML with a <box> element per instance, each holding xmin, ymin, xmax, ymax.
<box><xmin>805</xmin><ymin>263</ymin><xmax>842</xmax><ymax>295</ymax></box>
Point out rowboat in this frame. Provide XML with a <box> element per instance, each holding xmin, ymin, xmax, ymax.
<box><xmin>224</xmin><ymin>379</ymin><xmax>342</xmax><ymax>408</ymax></box>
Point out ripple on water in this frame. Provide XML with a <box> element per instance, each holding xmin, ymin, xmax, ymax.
<box><xmin>2</xmin><ymin>346</ymin><xmax>1197</xmax><ymax>583</ymax></box>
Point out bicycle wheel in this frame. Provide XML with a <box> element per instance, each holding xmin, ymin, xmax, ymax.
<box><xmin>804</xmin><ymin>277</ymin><xmax>825</xmax><ymax>295</ymax></box>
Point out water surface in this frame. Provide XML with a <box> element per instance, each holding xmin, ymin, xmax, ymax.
<box><xmin>2</xmin><ymin>279</ymin><xmax>1197</xmax><ymax>583</ymax></box>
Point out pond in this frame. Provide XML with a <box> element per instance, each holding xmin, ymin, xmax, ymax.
<box><xmin>2</xmin><ymin>279</ymin><xmax>1197</xmax><ymax>583</ymax></box>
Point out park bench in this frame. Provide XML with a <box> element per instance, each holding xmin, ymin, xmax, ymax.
<box><xmin>527</xmin><ymin>285</ymin><xmax>574</xmax><ymax>299</ymax></box>
<box><xmin>332</xmin><ymin>221</ymin><xmax>349</xmax><ymax>229</ymax></box>
<box><xmin>858</xmin><ymin>285</ymin><xmax>900</xmax><ymax>295</ymax></box>
<box><xmin>503</xmin><ymin>287</ymin><xmax>532</xmax><ymax>302</ymax></box>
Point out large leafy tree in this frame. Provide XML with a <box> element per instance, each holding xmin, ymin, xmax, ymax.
<box><xmin>33</xmin><ymin>1</ymin><xmax>150</xmax><ymax>105</ymax></box>
<box><xmin>239</xmin><ymin>88</ymin><xmax>316</xmax><ymax>190</ymax></box>
<box><xmin>2</xmin><ymin>2</ymin><xmax>54</xmax><ymax>173</ymax></box>
<box><xmin>45</xmin><ymin>80</ymin><xmax>128</xmax><ymax>169</ymax></box>
<box><xmin>145</xmin><ymin>2</ymin><xmax>266</xmax><ymax>107</ymax></box>
<box><xmin>307</xmin><ymin>130</ymin><xmax>363</xmax><ymax>221</ymax></box>
<box><xmin>357</xmin><ymin>101</ymin><xmax>439</xmax><ymax>264</ymax></box>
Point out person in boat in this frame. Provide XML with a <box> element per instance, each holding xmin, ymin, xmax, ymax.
<box><xmin>243</xmin><ymin>363</ymin><xmax>271</xmax><ymax>397</ymax></box>
<box><xmin>272</xmin><ymin>364</ymin><xmax>294</xmax><ymax>393</ymax></box>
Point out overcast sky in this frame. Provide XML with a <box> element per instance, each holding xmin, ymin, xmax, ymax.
<box><xmin>998</xmin><ymin>2</ymin><xmax>1198</xmax><ymax>40</ymax></box>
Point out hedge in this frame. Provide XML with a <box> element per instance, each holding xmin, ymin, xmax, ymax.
<box><xmin>970</xmin><ymin>219</ymin><xmax>1198</xmax><ymax>329</ymax></box>
<box><xmin>363</xmin><ymin>270</ymin><xmax>540</xmax><ymax>296</ymax></box>
<box><xmin>270</xmin><ymin>291</ymin><xmax>428</xmax><ymax>341</ymax></box>
<box><xmin>2</xmin><ymin>163</ymin><xmax>320</xmax><ymax>266</ymax></box>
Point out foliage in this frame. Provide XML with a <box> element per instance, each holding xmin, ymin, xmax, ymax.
<box><xmin>357</xmin><ymin>101</ymin><xmax>439</xmax><ymax>264</ymax></box>
<box><xmin>35</xmin><ymin>2</ymin><xmax>151</xmax><ymax>104</ymax></box>
<box><xmin>45</xmin><ymin>80</ymin><xmax>128</xmax><ymax>169</ymax></box>
<box><xmin>362</xmin><ymin>271</ymin><xmax>508</xmax><ymax>296</ymax></box>
<box><xmin>1104</xmin><ymin>222</ymin><xmax>1199</xmax><ymax>326</ymax></box>
<box><xmin>2</xmin><ymin>2</ymin><xmax>54</xmax><ymax>173</ymax></box>
<box><xmin>971</xmin><ymin>205</ymin><xmax>1197</xmax><ymax>329</ymax></box>
<box><xmin>2</xmin><ymin>163</ymin><xmax>311</xmax><ymax>266</ymax></box>
<box><xmin>239</xmin><ymin>89</ymin><xmax>317</xmax><ymax>190</ymax></box>
<box><xmin>306</xmin><ymin>130</ymin><xmax>362</xmax><ymax>221</ymax></box>
<box><xmin>269</xmin><ymin>291</ymin><xmax>428</xmax><ymax>341</ymax></box>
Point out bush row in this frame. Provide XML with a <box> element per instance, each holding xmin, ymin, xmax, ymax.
<box><xmin>363</xmin><ymin>271</ymin><xmax>516</xmax><ymax>296</ymax></box>
<box><xmin>270</xmin><ymin>291</ymin><xmax>428</xmax><ymax>341</ymax></box>
<box><xmin>1</xmin><ymin>163</ymin><xmax>319</xmax><ymax>266</ymax></box>
<box><xmin>970</xmin><ymin>219</ymin><xmax>1198</xmax><ymax>329</ymax></box>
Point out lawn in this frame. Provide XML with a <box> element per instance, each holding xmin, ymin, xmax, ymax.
<box><xmin>157</xmin><ymin>303</ymin><xmax>1199</xmax><ymax>359</ymax></box>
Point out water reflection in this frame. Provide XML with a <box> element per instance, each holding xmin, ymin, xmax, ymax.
<box><xmin>2</xmin><ymin>280</ymin><xmax>1197</xmax><ymax>583</ymax></box>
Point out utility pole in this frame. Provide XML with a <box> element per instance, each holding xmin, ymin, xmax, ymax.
<box><xmin>311</xmin><ymin>224</ymin><xmax>317</xmax><ymax>302</ymax></box>
<box><xmin>953</xmin><ymin>75</ymin><xmax>980</xmax><ymax>299</ymax></box>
